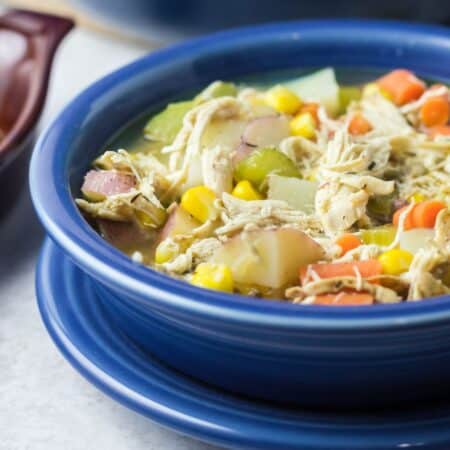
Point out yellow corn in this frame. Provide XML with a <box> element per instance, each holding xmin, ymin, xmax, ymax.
<box><xmin>181</xmin><ymin>185</ymin><xmax>218</xmax><ymax>223</ymax></box>
<box><xmin>231</xmin><ymin>180</ymin><xmax>263</xmax><ymax>201</ymax></box>
<box><xmin>290</xmin><ymin>112</ymin><xmax>317</xmax><ymax>139</ymax></box>
<box><xmin>362</xmin><ymin>82</ymin><xmax>393</xmax><ymax>101</ymax></box>
<box><xmin>378</xmin><ymin>248</ymin><xmax>414</xmax><ymax>275</ymax></box>
<box><xmin>190</xmin><ymin>263</ymin><xmax>234</xmax><ymax>293</ymax></box>
<box><xmin>265</xmin><ymin>85</ymin><xmax>302</xmax><ymax>115</ymax></box>
<box><xmin>361</xmin><ymin>226</ymin><xmax>397</xmax><ymax>246</ymax></box>
<box><xmin>408</xmin><ymin>192</ymin><xmax>427</xmax><ymax>203</ymax></box>
<box><xmin>154</xmin><ymin>239</ymin><xmax>178</xmax><ymax>264</ymax></box>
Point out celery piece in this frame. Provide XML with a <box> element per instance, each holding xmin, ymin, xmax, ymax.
<box><xmin>144</xmin><ymin>100</ymin><xmax>194</xmax><ymax>144</ymax></box>
<box><xmin>338</xmin><ymin>86</ymin><xmax>362</xmax><ymax>114</ymax></box>
<box><xmin>361</xmin><ymin>226</ymin><xmax>396</xmax><ymax>246</ymax></box>
<box><xmin>234</xmin><ymin>148</ymin><xmax>300</xmax><ymax>191</ymax></box>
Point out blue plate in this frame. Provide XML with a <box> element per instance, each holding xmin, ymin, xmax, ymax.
<box><xmin>37</xmin><ymin>238</ymin><xmax>450</xmax><ymax>450</ymax></box>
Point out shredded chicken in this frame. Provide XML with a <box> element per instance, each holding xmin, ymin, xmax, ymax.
<box><xmin>216</xmin><ymin>193</ymin><xmax>322</xmax><ymax>236</ymax></box>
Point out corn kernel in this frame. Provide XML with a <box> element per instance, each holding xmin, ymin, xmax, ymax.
<box><xmin>190</xmin><ymin>263</ymin><xmax>234</xmax><ymax>293</ymax></box>
<box><xmin>408</xmin><ymin>192</ymin><xmax>427</xmax><ymax>203</ymax></box>
<box><xmin>231</xmin><ymin>180</ymin><xmax>263</xmax><ymax>201</ymax></box>
<box><xmin>290</xmin><ymin>112</ymin><xmax>317</xmax><ymax>139</ymax></box>
<box><xmin>265</xmin><ymin>85</ymin><xmax>302</xmax><ymax>115</ymax></box>
<box><xmin>362</xmin><ymin>82</ymin><xmax>393</xmax><ymax>101</ymax></box>
<box><xmin>154</xmin><ymin>239</ymin><xmax>178</xmax><ymax>264</ymax></box>
<box><xmin>378</xmin><ymin>248</ymin><xmax>414</xmax><ymax>275</ymax></box>
<box><xmin>181</xmin><ymin>185</ymin><xmax>218</xmax><ymax>223</ymax></box>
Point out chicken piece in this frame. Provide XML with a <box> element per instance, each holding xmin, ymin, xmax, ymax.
<box><xmin>285</xmin><ymin>276</ymin><xmax>402</xmax><ymax>304</ymax></box>
<box><xmin>316</xmin><ymin>130</ymin><xmax>394</xmax><ymax>236</ymax></box>
<box><xmin>158</xmin><ymin>237</ymin><xmax>222</xmax><ymax>275</ymax></box>
<box><xmin>161</xmin><ymin>97</ymin><xmax>245</xmax><ymax>196</ymax></box>
<box><xmin>201</xmin><ymin>145</ymin><xmax>233</xmax><ymax>195</ymax></box>
<box><xmin>216</xmin><ymin>193</ymin><xmax>322</xmax><ymax>236</ymax></box>
<box><xmin>76</xmin><ymin>192</ymin><xmax>166</xmax><ymax>227</ymax></box>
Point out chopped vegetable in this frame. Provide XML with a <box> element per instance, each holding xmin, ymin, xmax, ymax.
<box><xmin>241</xmin><ymin>115</ymin><xmax>290</xmax><ymax>148</ymax></box>
<box><xmin>81</xmin><ymin>170</ymin><xmax>136</xmax><ymax>201</ymax></box>
<box><xmin>300</xmin><ymin>260</ymin><xmax>383</xmax><ymax>285</ymax></box>
<box><xmin>181</xmin><ymin>186</ymin><xmax>218</xmax><ymax>223</ymax></box>
<box><xmin>367</xmin><ymin>192</ymin><xmax>397</xmax><ymax>223</ymax></box>
<box><xmin>338</xmin><ymin>86</ymin><xmax>362</xmax><ymax>113</ymax></box>
<box><xmin>393</xmin><ymin>200</ymin><xmax>446</xmax><ymax>230</ymax></box>
<box><xmin>419</xmin><ymin>96</ymin><xmax>449</xmax><ymax>127</ymax></box>
<box><xmin>234</xmin><ymin>147</ymin><xmax>300</xmax><ymax>191</ymax></box>
<box><xmin>191</xmin><ymin>263</ymin><xmax>234</xmax><ymax>293</ymax></box>
<box><xmin>144</xmin><ymin>100</ymin><xmax>194</xmax><ymax>144</ymax></box>
<box><xmin>378</xmin><ymin>249</ymin><xmax>413</xmax><ymax>275</ymax></box>
<box><xmin>399</xmin><ymin>228</ymin><xmax>434</xmax><ymax>254</ymax></box>
<box><xmin>284</xmin><ymin>68</ymin><xmax>340</xmax><ymax>115</ymax></box>
<box><xmin>376</xmin><ymin>69</ymin><xmax>425</xmax><ymax>106</ymax></box>
<box><xmin>312</xmin><ymin>291</ymin><xmax>374</xmax><ymax>306</ymax></box>
<box><xmin>157</xmin><ymin>205</ymin><xmax>200</xmax><ymax>241</ymax></box>
<box><xmin>265</xmin><ymin>85</ymin><xmax>302</xmax><ymax>115</ymax></box>
<box><xmin>290</xmin><ymin>112</ymin><xmax>317</xmax><ymax>139</ymax></box>
<box><xmin>348</xmin><ymin>113</ymin><xmax>372</xmax><ymax>135</ymax></box>
<box><xmin>212</xmin><ymin>228</ymin><xmax>324</xmax><ymax>288</ymax></box>
<box><xmin>361</xmin><ymin>226</ymin><xmax>396</xmax><ymax>246</ymax></box>
<box><xmin>231</xmin><ymin>180</ymin><xmax>263</xmax><ymax>201</ymax></box>
<box><xmin>335</xmin><ymin>234</ymin><xmax>362</xmax><ymax>255</ymax></box>
<box><xmin>267</xmin><ymin>175</ymin><xmax>318</xmax><ymax>214</ymax></box>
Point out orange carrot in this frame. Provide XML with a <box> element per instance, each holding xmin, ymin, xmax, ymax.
<box><xmin>300</xmin><ymin>102</ymin><xmax>320</xmax><ymax>124</ymax></box>
<box><xmin>427</xmin><ymin>125</ymin><xmax>450</xmax><ymax>138</ymax></box>
<box><xmin>412</xmin><ymin>200</ymin><xmax>446</xmax><ymax>228</ymax></box>
<box><xmin>393</xmin><ymin>200</ymin><xmax>446</xmax><ymax>229</ymax></box>
<box><xmin>336</xmin><ymin>234</ymin><xmax>362</xmax><ymax>255</ymax></box>
<box><xmin>300</xmin><ymin>260</ymin><xmax>383</xmax><ymax>285</ymax></box>
<box><xmin>348</xmin><ymin>113</ymin><xmax>372</xmax><ymax>135</ymax></box>
<box><xmin>393</xmin><ymin>204</ymin><xmax>416</xmax><ymax>230</ymax></box>
<box><xmin>377</xmin><ymin>69</ymin><xmax>425</xmax><ymax>106</ymax></box>
<box><xmin>312</xmin><ymin>291</ymin><xmax>374</xmax><ymax>306</ymax></box>
<box><xmin>419</xmin><ymin>96</ymin><xmax>449</xmax><ymax>127</ymax></box>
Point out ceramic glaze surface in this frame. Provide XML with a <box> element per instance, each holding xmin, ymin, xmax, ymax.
<box><xmin>30</xmin><ymin>21</ymin><xmax>450</xmax><ymax>408</ymax></box>
<box><xmin>36</xmin><ymin>239</ymin><xmax>450</xmax><ymax>450</ymax></box>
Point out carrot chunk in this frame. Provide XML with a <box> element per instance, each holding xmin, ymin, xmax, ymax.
<box><xmin>335</xmin><ymin>234</ymin><xmax>362</xmax><ymax>255</ymax></box>
<box><xmin>393</xmin><ymin>204</ymin><xmax>416</xmax><ymax>230</ymax></box>
<box><xmin>377</xmin><ymin>69</ymin><xmax>425</xmax><ymax>106</ymax></box>
<box><xmin>393</xmin><ymin>200</ymin><xmax>446</xmax><ymax>229</ymax></box>
<box><xmin>420</xmin><ymin>96</ymin><xmax>449</xmax><ymax>127</ymax></box>
<box><xmin>348</xmin><ymin>113</ymin><xmax>372</xmax><ymax>135</ymax></box>
<box><xmin>312</xmin><ymin>291</ymin><xmax>374</xmax><ymax>306</ymax></box>
<box><xmin>412</xmin><ymin>200</ymin><xmax>446</xmax><ymax>228</ymax></box>
<box><xmin>300</xmin><ymin>260</ymin><xmax>383</xmax><ymax>285</ymax></box>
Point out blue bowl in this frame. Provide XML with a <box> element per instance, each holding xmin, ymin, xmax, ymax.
<box><xmin>68</xmin><ymin>0</ymin><xmax>450</xmax><ymax>42</ymax></box>
<box><xmin>30</xmin><ymin>20</ymin><xmax>450</xmax><ymax>410</ymax></box>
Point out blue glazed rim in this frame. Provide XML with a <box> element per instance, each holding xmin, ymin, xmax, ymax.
<box><xmin>30</xmin><ymin>20</ymin><xmax>450</xmax><ymax>329</ymax></box>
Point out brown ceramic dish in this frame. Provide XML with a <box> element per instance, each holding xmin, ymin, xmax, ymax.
<box><xmin>0</xmin><ymin>10</ymin><xmax>73</xmax><ymax>218</ymax></box>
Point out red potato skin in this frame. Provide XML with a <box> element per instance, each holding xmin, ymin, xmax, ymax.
<box><xmin>82</xmin><ymin>170</ymin><xmax>136</xmax><ymax>198</ymax></box>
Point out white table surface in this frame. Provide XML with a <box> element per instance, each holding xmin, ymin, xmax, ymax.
<box><xmin>0</xmin><ymin>24</ymin><xmax>217</xmax><ymax>450</ymax></box>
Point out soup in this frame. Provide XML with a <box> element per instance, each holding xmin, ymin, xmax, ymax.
<box><xmin>76</xmin><ymin>68</ymin><xmax>450</xmax><ymax>305</ymax></box>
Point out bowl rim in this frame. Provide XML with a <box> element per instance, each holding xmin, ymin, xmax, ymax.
<box><xmin>30</xmin><ymin>19</ymin><xmax>450</xmax><ymax>330</ymax></box>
